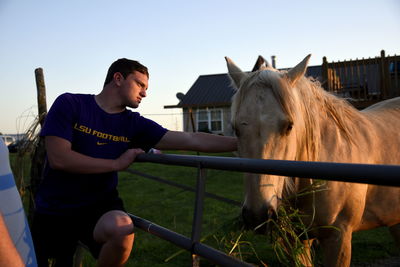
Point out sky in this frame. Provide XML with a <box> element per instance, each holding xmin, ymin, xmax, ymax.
<box><xmin>0</xmin><ymin>0</ymin><xmax>399</xmax><ymax>134</ymax></box>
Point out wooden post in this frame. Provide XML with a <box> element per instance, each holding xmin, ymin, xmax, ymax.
<box><xmin>34</xmin><ymin>68</ymin><xmax>47</xmax><ymax>126</ymax></box>
<box><xmin>362</xmin><ymin>58</ymin><xmax>368</xmax><ymax>100</ymax></box>
<box><xmin>28</xmin><ymin>68</ymin><xmax>48</xmax><ymax>224</ymax></box>
<box><xmin>382</xmin><ymin>50</ymin><xmax>391</xmax><ymax>97</ymax></box>
<box><xmin>380</xmin><ymin>50</ymin><xmax>388</xmax><ymax>98</ymax></box>
<box><xmin>355</xmin><ymin>59</ymin><xmax>363</xmax><ymax>100</ymax></box>
<box><xmin>322</xmin><ymin>56</ymin><xmax>329</xmax><ymax>91</ymax></box>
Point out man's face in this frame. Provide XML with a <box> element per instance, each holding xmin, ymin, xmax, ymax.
<box><xmin>119</xmin><ymin>71</ymin><xmax>148</xmax><ymax>108</ymax></box>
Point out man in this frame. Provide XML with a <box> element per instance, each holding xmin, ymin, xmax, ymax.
<box><xmin>32</xmin><ymin>58</ymin><xmax>237</xmax><ymax>267</ymax></box>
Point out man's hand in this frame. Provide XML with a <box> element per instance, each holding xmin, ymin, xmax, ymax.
<box><xmin>114</xmin><ymin>148</ymin><xmax>145</xmax><ymax>171</ymax></box>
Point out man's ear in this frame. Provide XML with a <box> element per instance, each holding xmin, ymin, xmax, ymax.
<box><xmin>113</xmin><ymin>72</ymin><xmax>124</xmax><ymax>86</ymax></box>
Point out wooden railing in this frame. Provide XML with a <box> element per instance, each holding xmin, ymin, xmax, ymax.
<box><xmin>322</xmin><ymin>50</ymin><xmax>400</xmax><ymax>109</ymax></box>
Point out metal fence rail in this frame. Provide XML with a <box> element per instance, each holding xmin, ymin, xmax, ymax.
<box><xmin>128</xmin><ymin>213</ymin><xmax>253</xmax><ymax>267</ymax></box>
<box><xmin>129</xmin><ymin>153</ymin><xmax>400</xmax><ymax>266</ymax></box>
<box><xmin>135</xmin><ymin>153</ymin><xmax>400</xmax><ymax>187</ymax></box>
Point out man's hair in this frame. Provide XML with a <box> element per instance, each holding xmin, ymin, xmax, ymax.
<box><xmin>104</xmin><ymin>58</ymin><xmax>149</xmax><ymax>86</ymax></box>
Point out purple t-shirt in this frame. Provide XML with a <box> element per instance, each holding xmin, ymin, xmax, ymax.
<box><xmin>35</xmin><ymin>93</ymin><xmax>168</xmax><ymax>214</ymax></box>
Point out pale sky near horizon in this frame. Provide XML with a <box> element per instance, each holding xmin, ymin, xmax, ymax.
<box><xmin>1</xmin><ymin>0</ymin><xmax>399</xmax><ymax>134</ymax></box>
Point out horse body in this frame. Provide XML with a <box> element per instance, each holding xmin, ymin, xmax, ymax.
<box><xmin>226</xmin><ymin>55</ymin><xmax>400</xmax><ymax>267</ymax></box>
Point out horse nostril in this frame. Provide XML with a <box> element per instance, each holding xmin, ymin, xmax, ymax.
<box><xmin>267</xmin><ymin>207</ymin><xmax>277</xmax><ymax>221</ymax></box>
<box><xmin>241</xmin><ymin>207</ymin><xmax>251</xmax><ymax>226</ymax></box>
<box><xmin>242</xmin><ymin>207</ymin><xmax>259</xmax><ymax>229</ymax></box>
<box><xmin>242</xmin><ymin>206</ymin><xmax>271</xmax><ymax>233</ymax></box>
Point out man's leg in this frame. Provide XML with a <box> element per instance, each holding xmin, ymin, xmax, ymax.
<box><xmin>93</xmin><ymin>210</ymin><xmax>134</xmax><ymax>267</ymax></box>
<box><xmin>31</xmin><ymin>212</ymin><xmax>76</xmax><ymax>267</ymax></box>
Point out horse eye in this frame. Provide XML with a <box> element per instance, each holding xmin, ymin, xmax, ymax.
<box><xmin>286</xmin><ymin>122</ymin><xmax>293</xmax><ymax>133</ymax></box>
<box><xmin>281</xmin><ymin>120</ymin><xmax>293</xmax><ymax>135</ymax></box>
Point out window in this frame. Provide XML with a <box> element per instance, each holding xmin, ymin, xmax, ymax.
<box><xmin>197</xmin><ymin>109</ymin><xmax>209</xmax><ymax>132</ymax></box>
<box><xmin>196</xmin><ymin>108</ymin><xmax>223</xmax><ymax>133</ymax></box>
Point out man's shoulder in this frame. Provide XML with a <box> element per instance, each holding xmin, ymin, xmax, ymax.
<box><xmin>54</xmin><ymin>93</ymin><xmax>94</xmax><ymax>107</ymax></box>
<box><xmin>123</xmin><ymin>109</ymin><xmax>142</xmax><ymax>120</ymax></box>
<box><xmin>58</xmin><ymin>92</ymin><xmax>93</xmax><ymax>101</ymax></box>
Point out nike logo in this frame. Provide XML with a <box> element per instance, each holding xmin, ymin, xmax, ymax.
<box><xmin>97</xmin><ymin>142</ymin><xmax>108</xmax><ymax>146</ymax></box>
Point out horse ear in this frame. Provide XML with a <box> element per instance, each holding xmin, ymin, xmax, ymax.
<box><xmin>251</xmin><ymin>55</ymin><xmax>271</xmax><ymax>71</ymax></box>
<box><xmin>225</xmin><ymin>57</ymin><xmax>247</xmax><ymax>88</ymax></box>
<box><xmin>287</xmin><ymin>54</ymin><xmax>311</xmax><ymax>86</ymax></box>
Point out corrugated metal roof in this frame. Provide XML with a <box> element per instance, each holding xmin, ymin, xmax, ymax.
<box><xmin>306</xmin><ymin>65</ymin><xmax>322</xmax><ymax>80</ymax></box>
<box><xmin>177</xmin><ymin>73</ymin><xmax>236</xmax><ymax>107</ymax></box>
<box><xmin>173</xmin><ymin>66</ymin><xmax>322</xmax><ymax>108</ymax></box>
<box><xmin>279</xmin><ymin>65</ymin><xmax>322</xmax><ymax>80</ymax></box>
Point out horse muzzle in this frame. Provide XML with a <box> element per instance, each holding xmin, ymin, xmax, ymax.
<box><xmin>242</xmin><ymin>206</ymin><xmax>277</xmax><ymax>234</ymax></box>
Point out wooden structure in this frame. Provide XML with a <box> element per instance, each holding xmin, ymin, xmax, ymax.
<box><xmin>322</xmin><ymin>50</ymin><xmax>400</xmax><ymax>109</ymax></box>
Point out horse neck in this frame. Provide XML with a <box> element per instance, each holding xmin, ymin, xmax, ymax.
<box><xmin>293</xmin><ymin>79</ymin><xmax>366</xmax><ymax>162</ymax></box>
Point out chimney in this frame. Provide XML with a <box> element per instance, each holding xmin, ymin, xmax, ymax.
<box><xmin>176</xmin><ymin>92</ymin><xmax>185</xmax><ymax>101</ymax></box>
<box><xmin>271</xmin><ymin>55</ymin><xmax>276</xmax><ymax>69</ymax></box>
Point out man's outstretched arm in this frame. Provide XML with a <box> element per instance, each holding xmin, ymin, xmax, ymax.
<box><xmin>154</xmin><ymin>131</ymin><xmax>237</xmax><ymax>152</ymax></box>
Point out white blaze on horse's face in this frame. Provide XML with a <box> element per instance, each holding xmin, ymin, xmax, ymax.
<box><xmin>226</xmin><ymin>55</ymin><xmax>311</xmax><ymax>226</ymax></box>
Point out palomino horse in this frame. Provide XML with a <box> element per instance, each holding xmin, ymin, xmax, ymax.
<box><xmin>226</xmin><ymin>55</ymin><xmax>400</xmax><ymax>267</ymax></box>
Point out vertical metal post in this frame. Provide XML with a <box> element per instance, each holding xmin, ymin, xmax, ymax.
<box><xmin>191</xmin><ymin>165</ymin><xmax>207</xmax><ymax>267</ymax></box>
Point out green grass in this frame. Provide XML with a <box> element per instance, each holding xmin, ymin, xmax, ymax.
<box><xmin>352</xmin><ymin>227</ymin><xmax>398</xmax><ymax>264</ymax></box>
<box><xmin>10</xmin><ymin>150</ymin><xmax>400</xmax><ymax>266</ymax></box>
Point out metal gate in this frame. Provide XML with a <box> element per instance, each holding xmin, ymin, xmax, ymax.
<box><xmin>128</xmin><ymin>153</ymin><xmax>400</xmax><ymax>266</ymax></box>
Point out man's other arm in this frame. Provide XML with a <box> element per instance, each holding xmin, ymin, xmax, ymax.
<box><xmin>45</xmin><ymin>136</ymin><xmax>144</xmax><ymax>173</ymax></box>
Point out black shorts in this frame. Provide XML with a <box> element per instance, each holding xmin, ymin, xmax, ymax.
<box><xmin>32</xmin><ymin>196</ymin><xmax>125</xmax><ymax>267</ymax></box>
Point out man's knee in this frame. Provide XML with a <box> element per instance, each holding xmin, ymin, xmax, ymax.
<box><xmin>94</xmin><ymin>210</ymin><xmax>134</xmax><ymax>242</ymax></box>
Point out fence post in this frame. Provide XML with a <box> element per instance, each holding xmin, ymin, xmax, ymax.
<box><xmin>34</xmin><ymin>68</ymin><xmax>47</xmax><ymax>126</ymax></box>
<box><xmin>29</xmin><ymin>68</ymin><xmax>48</xmax><ymax>224</ymax></box>
<box><xmin>191</xmin><ymin>166</ymin><xmax>207</xmax><ymax>267</ymax></box>
<box><xmin>382</xmin><ymin>50</ymin><xmax>392</xmax><ymax>97</ymax></box>
<box><xmin>322</xmin><ymin>56</ymin><xmax>329</xmax><ymax>91</ymax></box>
<box><xmin>380</xmin><ymin>50</ymin><xmax>388</xmax><ymax>98</ymax></box>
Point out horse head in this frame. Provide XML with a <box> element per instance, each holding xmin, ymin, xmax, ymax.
<box><xmin>226</xmin><ymin>55</ymin><xmax>311</xmax><ymax>230</ymax></box>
